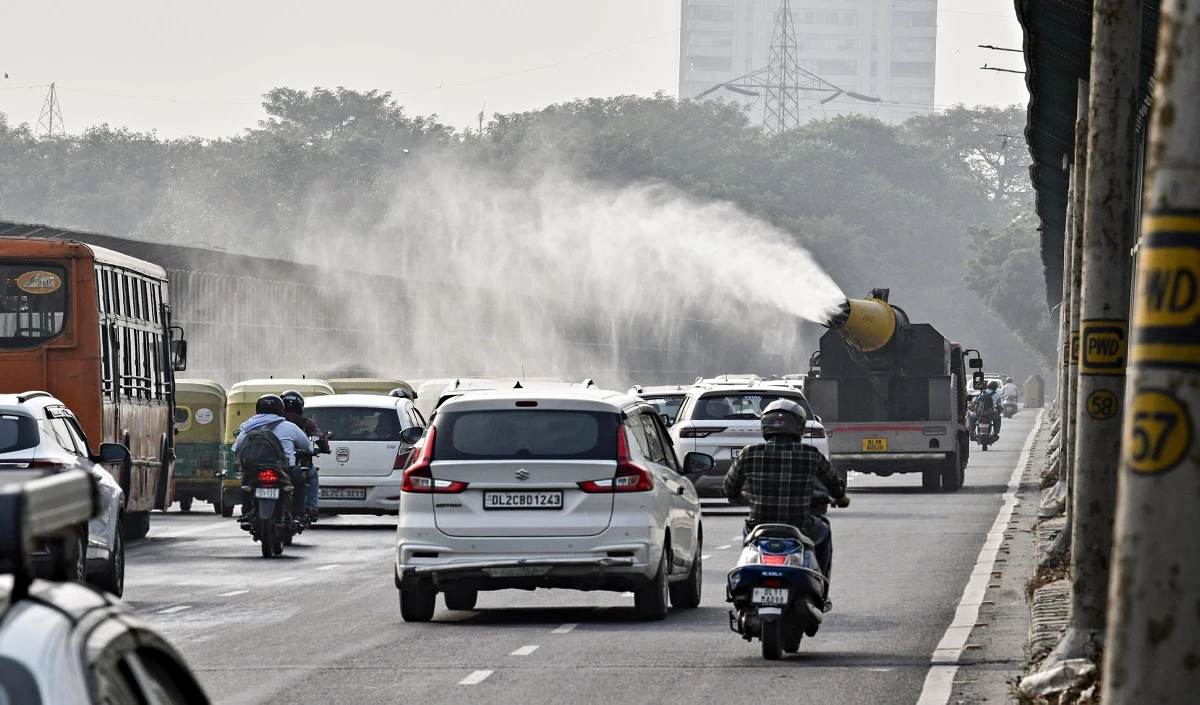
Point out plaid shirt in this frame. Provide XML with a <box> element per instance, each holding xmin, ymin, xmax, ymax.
<box><xmin>723</xmin><ymin>439</ymin><xmax>845</xmax><ymax>530</ymax></box>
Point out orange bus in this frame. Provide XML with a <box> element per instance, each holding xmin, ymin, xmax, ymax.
<box><xmin>0</xmin><ymin>237</ymin><xmax>188</xmax><ymax>539</ymax></box>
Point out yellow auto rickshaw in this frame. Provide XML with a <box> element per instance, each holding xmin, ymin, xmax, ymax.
<box><xmin>173</xmin><ymin>380</ymin><xmax>228</xmax><ymax>515</ymax></box>
<box><xmin>221</xmin><ymin>378</ymin><xmax>335</xmax><ymax>514</ymax></box>
<box><xmin>327</xmin><ymin>377</ymin><xmax>418</xmax><ymax>400</ymax></box>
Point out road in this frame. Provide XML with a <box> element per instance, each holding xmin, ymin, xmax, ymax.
<box><xmin>125</xmin><ymin>412</ymin><xmax>1037</xmax><ymax>705</ymax></box>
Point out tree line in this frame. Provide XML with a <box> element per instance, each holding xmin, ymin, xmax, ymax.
<box><xmin>0</xmin><ymin>88</ymin><xmax>1053</xmax><ymax>375</ymax></box>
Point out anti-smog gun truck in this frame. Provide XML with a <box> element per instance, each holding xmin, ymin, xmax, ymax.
<box><xmin>806</xmin><ymin>288</ymin><xmax>984</xmax><ymax>492</ymax></box>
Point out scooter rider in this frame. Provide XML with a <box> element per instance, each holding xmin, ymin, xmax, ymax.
<box><xmin>723</xmin><ymin>399</ymin><xmax>849</xmax><ymax>608</ymax></box>
<box><xmin>281</xmin><ymin>390</ymin><xmax>330</xmax><ymax>522</ymax></box>
<box><xmin>233</xmin><ymin>395</ymin><xmax>313</xmax><ymax>519</ymax></box>
<box><xmin>1002</xmin><ymin>377</ymin><xmax>1020</xmax><ymax>403</ymax></box>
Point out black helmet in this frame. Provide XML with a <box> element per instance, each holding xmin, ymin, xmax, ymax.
<box><xmin>988</xmin><ymin>380</ymin><xmax>1000</xmax><ymax>391</ymax></box>
<box><xmin>760</xmin><ymin>399</ymin><xmax>807</xmax><ymax>441</ymax></box>
<box><xmin>256</xmin><ymin>394</ymin><xmax>285</xmax><ymax>416</ymax></box>
<box><xmin>281</xmin><ymin>390</ymin><xmax>305</xmax><ymax>414</ymax></box>
<box><xmin>1006</xmin><ymin>377</ymin><xmax>1013</xmax><ymax>384</ymax></box>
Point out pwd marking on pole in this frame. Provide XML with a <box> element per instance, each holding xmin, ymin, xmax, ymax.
<box><xmin>1130</xmin><ymin>216</ymin><xmax>1200</xmax><ymax>367</ymax></box>
<box><xmin>1086</xmin><ymin>390</ymin><xmax>1119</xmax><ymax>420</ymax></box>
<box><xmin>1070</xmin><ymin>331</ymin><xmax>1081</xmax><ymax>364</ymax></box>
<box><xmin>1079</xmin><ymin>319</ymin><xmax>1128</xmax><ymax>374</ymax></box>
<box><xmin>1124</xmin><ymin>389</ymin><xmax>1192</xmax><ymax>475</ymax></box>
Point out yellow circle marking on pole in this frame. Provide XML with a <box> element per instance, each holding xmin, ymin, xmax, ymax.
<box><xmin>1086</xmin><ymin>389</ymin><xmax>1119</xmax><ymax>420</ymax></box>
<box><xmin>1124</xmin><ymin>389</ymin><xmax>1192</xmax><ymax>474</ymax></box>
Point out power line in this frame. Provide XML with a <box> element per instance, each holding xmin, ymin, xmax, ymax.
<box><xmin>393</xmin><ymin>28</ymin><xmax>680</xmax><ymax>96</ymax></box>
<box><xmin>56</xmin><ymin>86</ymin><xmax>256</xmax><ymax>106</ymax></box>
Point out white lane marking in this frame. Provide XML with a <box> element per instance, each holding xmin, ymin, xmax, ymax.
<box><xmin>316</xmin><ymin>564</ymin><xmax>341</xmax><ymax>571</ymax></box>
<box><xmin>916</xmin><ymin>411</ymin><xmax>1042</xmax><ymax>705</ymax></box>
<box><xmin>157</xmin><ymin>605</ymin><xmax>191</xmax><ymax>614</ymax></box>
<box><xmin>716</xmin><ymin>544</ymin><xmax>732</xmax><ymax>550</ymax></box>
<box><xmin>268</xmin><ymin>576</ymin><xmax>297</xmax><ymax>584</ymax></box>
<box><xmin>459</xmin><ymin>670</ymin><xmax>493</xmax><ymax>685</ymax></box>
<box><xmin>702</xmin><ymin>554</ymin><xmax>712</xmax><ymax>560</ymax></box>
<box><xmin>218</xmin><ymin>590</ymin><xmax>248</xmax><ymax>597</ymax></box>
<box><xmin>551</xmin><ymin>623</ymin><xmax>578</xmax><ymax>634</ymax></box>
<box><xmin>510</xmin><ymin>645</ymin><xmax>540</xmax><ymax>656</ymax></box>
<box><xmin>151</xmin><ymin>522</ymin><xmax>232</xmax><ymax>539</ymax></box>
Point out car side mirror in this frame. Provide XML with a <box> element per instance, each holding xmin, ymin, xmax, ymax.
<box><xmin>659</xmin><ymin>413</ymin><xmax>672</xmax><ymax>428</ymax></box>
<box><xmin>400</xmin><ymin>426</ymin><xmax>425</xmax><ymax>445</ymax></box>
<box><xmin>95</xmin><ymin>443</ymin><xmax>130</xmax><ymax>464</ymax></box>
<box><xmin>682</xmin><ymin>452</ymin><xmax>715</xmax><ymax>475</ymax></box>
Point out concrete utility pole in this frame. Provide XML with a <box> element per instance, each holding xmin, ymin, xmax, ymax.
<box><xmin>1102</xmin><ymin>0</ymin><xmax>1200</xmax><ymax>699</ymax></box>
<box><xmin>1055</xmin><ymin>0</ymin><xmax>1144</xmax><ymax>662</ymax></box>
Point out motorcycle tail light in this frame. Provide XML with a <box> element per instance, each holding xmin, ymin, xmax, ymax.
<box><xmin>761</xmin><ymin>554</ymin><xmax>787</xmax><ymax>565</ymax></box>
<box><xmin>257</xmin><ymin>469</ymin><xmax>279</xmax><ymax>483</ymax></box>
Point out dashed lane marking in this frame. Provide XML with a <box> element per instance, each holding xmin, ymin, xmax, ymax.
<box><xmin>267</xmin><ymin>576</ymin><xmax>297</xmax><ymax>584</ymax></box>
<box><xmin>316</xmin><ymin>564</ymin><xmax>341</xmax><ymax>571</ymax></box>
<box><xmin>157</xmin><ymin>605</ymin><xmax>192</xmax><ymax>614</ymax></box>
<box><xmin>217</xmin><ymin>590</ymin><xmax>249</xmax><ymax>597</ymax></box>
<box><xmin>149</xmin><ymin>522</ymin><xmax>234</xmax><ymax>540</ymax></box>
<box><xmin>716</xmin><ymin>544</ymin><xmax>732</xmax><ymax>550</ymax></box>
<box><xmin>458</xmin><ymin>670</ymin><xmax>493</xmax><ymax>685</ymax></box>
<box><xmin>702</xmin><ymin>554</ymin><xmax>712</xmax><ymax>560</ymax></box>
<box><xmin>510</xmin><ymin>645</ymin><xmax>540</xmax><ymax>656</ymax></box>
<box><xmin>551</xmin><ymin>623</ymin><xmax>578</xmax><ymax>634</ymax></box>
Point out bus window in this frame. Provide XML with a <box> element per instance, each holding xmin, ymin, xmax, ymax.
<box><xmin>0</xmin><ymin>263</ymin><xmax>68</xmax><ymax>349</ymax></box>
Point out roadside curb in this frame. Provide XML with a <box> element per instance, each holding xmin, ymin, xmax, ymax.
<box><xmin>1029</xmin><ymin>517</ymin><xmax>1069</xmax><ymax>664</ymax></box>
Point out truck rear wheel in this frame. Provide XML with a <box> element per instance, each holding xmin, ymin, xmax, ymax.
<box><xmin>941</xmin><ymin>457</ymin><xmax>963</xmax><ymax>492</ymax></box>
<box><xmin>921</xmin><ymin>469</ymin><xmax>940</xmax><ymax>492</ymax></box>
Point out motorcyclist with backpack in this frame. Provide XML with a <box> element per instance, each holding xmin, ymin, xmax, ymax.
<box><xmin>233</xmin><ymin>395</ymin><xmax>313</xmax><ymax>522</ymax></box>
<box><xmin>281</xmin><ymin>390</ymin><xmax>330</xmax><ymax>522</ymax></box>
<box><xmin>968</xmin><ymin>380</ymin><xmax>1003</xmax><ymax>440</ymax></box>
<box><xmin>723</xmin><ymin>399</ymin><xmax>849</xmax><ymax>609</ymax></box>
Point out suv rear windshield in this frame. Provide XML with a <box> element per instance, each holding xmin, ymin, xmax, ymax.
<box><xmin>0</xmin><ymin>262</ymin><xmax>68</xmax><ymax>349</ymax></box>
<box><xmin>306</xmin><ymin>407</ymin><xmax>404</xmax><ymax>441</ymax></box>
<box><xmin>692</xmin><ymin>393</ymin><xmax>815</xmax><ymax>421</ymax></box>
<box><xmin>643</xmin><ymin>394</ymin><xmax>684</xmax><ymax>422</ymax></box>
<box><xmin>0</xmin><ymin>413</ymin><xmax>39</xmax><ymax>454</ymax></box>
<box><xmin>433</xmin><ymin>410</ymin><xmax>619</xmax><ymax>460</ymax></box>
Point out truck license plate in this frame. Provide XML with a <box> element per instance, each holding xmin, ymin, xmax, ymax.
<box><xmin>862</xmin><ymin>438</ymin><xmax>888</xmax><ymax>452</ymax></box>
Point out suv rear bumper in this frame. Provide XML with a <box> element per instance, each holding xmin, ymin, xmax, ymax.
<box><xmin>395</xmin><ymin>529</ymin><xmax>661</xmax><ymax>592</ymax></box>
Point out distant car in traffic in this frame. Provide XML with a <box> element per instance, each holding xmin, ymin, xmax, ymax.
<box><xmin>393</xmin><ymin>388</ymin><xmax>714</xmax><ymax>622</ymax></box>
<box><xmin>669</xmin><ymin>386</ymin><xmax>831</xmax><ymax>496</ymax></box>
<box><xmin>0</xmin><ymin>468</ymin><xmax>211</xmax><ymax>704</ymax></box>
<box><xmin>304</xmin><ymin>393</ymin><xmax>428</xmax><ymax>516</ymax></box>
<box><xmin>627</xmin><ymin>384</ymin><xmax>692</xmax><ymax>425</ymax></box>
<box><xmin>0</xmin><ymin>391</ymin><xmax>129</xmax><ymax>596</ymax></box>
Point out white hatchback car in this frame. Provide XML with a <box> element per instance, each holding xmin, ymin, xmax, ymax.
<box><xmin>303</xmin><ymin>394</ymin><xmax>428</xmax><ymax>516</ymax></box>
<box><xmin>669</xmin><ymin>386</ymin><xmax>832</xmax><ymax>496</ymax></box>
<box><xmin>393</xmin><ymin>389</ymin><xmax>713</xmax><ymax>622</ymax></box>
<box><xmin>0</xmin><ymin>392</ymin><xmax>129</xmax><ymax>595</ymax></box>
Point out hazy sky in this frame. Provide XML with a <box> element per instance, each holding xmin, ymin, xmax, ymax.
<box><xmin>0</xmin><ymin>0</ymin><xmax>1027</xmax><ymax>139</ymax></box>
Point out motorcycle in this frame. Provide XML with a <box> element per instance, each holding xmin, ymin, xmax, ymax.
<box><xmin>727</xmin><ymin>494</ymin><xmax>836</xmax><ymax>660</ymax></box>
<box><xmin>243</xmin><ymin>464</ymin><xmax>296</xmax><ymax>558</ymax></box>
<box><xmin>975</xmin><ymin>412</ymin><xmax>998</xmax><ymax>451</ymax></box>
<box><xmin>1002</xmin><ymin>395</ymin><xmax>1018</xmax><ymax>418</ymax></box>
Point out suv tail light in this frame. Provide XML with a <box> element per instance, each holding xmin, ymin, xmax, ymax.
<box><xmin>401</xmin><ymin>428</ymin><xmax>468</xmax><ymax>493</ymax></box>
<box><xmin>804</xmin><ymin>427</ymin><xmax>826</xmax><ymax>439</ymax></box>
<box><xmin>579</xmin><ymin>428</ymin><xmax>654</xmax><ymax>493</ymax></box>
<box><xmin>680</xmin><ymin>427</ymin><xmax>727</xmax><ymax>438</ymax></box>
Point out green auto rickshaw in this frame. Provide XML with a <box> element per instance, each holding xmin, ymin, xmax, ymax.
<box><xmin>327</xmin><ymin>377</ymin><xmax>418</xmax><ymax>400</ymax></box>
<box><xmin>173</xmin><ymin>379</ymin><xmax>228</xmax><ymax>515</ymax></box>
<box><xmin>221</xmin><ymin>378</ymin><xmax>335</xmax><ymax>515</ymax></box>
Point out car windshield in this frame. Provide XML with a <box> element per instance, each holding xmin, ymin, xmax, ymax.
<box><xmin>691</xmin><ymin>393</ymin><xmax>814</xmax><ymax>421</ymax></box>
<box><xmin>306</xmin><ymin>407</ymin><xmax>403</xmax><ymax>441</ymax></box>
<box><xmin>642</xmin><ymin>394</ymin><xmax>684</xmax><ymax>421</ymax></box>
<box><xmin>0</xmin><ymin>262</ymin><xmax>69</xmax><ymax>349</ymax></box>
<box><xmin>0</xmin><ymin>413</ymin><xmax>39</xmax><ymax>454</ymax></box>
<box><xmin>433</xmin><ymin>409</ymin><xmax>619</xmax><ymax>460</ymax></box>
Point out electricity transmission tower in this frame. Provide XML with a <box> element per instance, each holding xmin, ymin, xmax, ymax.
<box><xmin>36</xmin><ymin>83</ymin><xmax>65</xmax><ymax>138</ymax></box>
<box><xmin>697</xmin><ymin>0</ymin><xmax>880</xmax><ymax>134</ymax></box>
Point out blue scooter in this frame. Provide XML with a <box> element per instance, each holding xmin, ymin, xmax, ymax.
<box><xmin>727</xmin><ymin>494</ymin><xmax>836</xmax><ymax>660</ymax></box>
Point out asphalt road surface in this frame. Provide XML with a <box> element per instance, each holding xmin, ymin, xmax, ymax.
<box><xmin>126</xmin><ymin>412</ymin><xmax>1037</xmax><ymax>705</ymax></box>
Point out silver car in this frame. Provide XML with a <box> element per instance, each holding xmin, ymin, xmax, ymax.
<box><xmin>0</xmin><ymin>392</ymin><xmax>127</xmax><ymax>595</ymax></box>
<box><xmin>393</xmin><ymin>389</ymin><xmax>713</xmax><ymax>622</ymax></box>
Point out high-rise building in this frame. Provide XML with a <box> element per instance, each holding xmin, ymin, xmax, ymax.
<box><xmin>678</xmin><ymin>0</ymin><xmax>938</xmax><ymax>125</ymax></box>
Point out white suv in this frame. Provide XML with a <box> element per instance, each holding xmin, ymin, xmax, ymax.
<box><xmin>393</xmin><ymin>389</ymin><xmax>713</xmax><ymax>622</ymax></box>
<box><xmin>304</xmin><ymin>394</ymin><xmax>428</xmax><ymax>516</ymax></box>
<box><xmin>669</xmin><ymin>386</ymin><xmax>830</xmax><ymax>497</ymax></box>
<box><xmin>0</xmin><ymin>392</ymin><xmax>129</xmax><ymax>595</ymax></box>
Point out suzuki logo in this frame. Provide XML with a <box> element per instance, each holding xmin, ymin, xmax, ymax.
<box><xmin>515</xmin><ymin>469</ymin><xmax>530</xmax><ymax>481</ymax></box>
